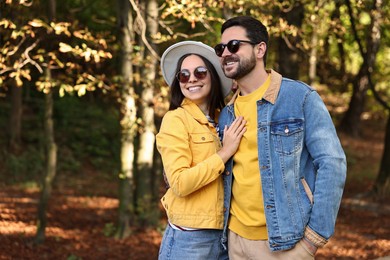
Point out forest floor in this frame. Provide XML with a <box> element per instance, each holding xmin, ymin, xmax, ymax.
<box><xmin>1</xmin><ymin>118</ymin><xmax>390</xmax><ymax>260</ymax></box>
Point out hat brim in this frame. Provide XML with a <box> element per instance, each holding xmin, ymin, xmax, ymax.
<box><xmin>161</xmin><ymin>41</ymin><xmax>232</xmax><ymax>98</ymax></box>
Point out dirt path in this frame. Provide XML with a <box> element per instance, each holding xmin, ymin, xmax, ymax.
<box><xmin>1</xmin><ymin>124</ymin><xmax>390</xmax><ymax>259</ymax></box>
<box><xmin>1</xmin><ymin>182</ymin><xmax>389</xmax><ymax>260</ymax></box>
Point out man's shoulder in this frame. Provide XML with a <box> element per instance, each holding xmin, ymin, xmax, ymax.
<box><xmin>218</xmin><ymin>105</ymin><xmax>234</xmax><ymax>124</ymax></box>
<box><xmin>280</xmin><ymin>77</ymin><xmax>315</xmax><ymax>93</ymax></box>
<box><xmin>220</xmin><ymin>104</ymin><xmax>233</xmax><ymax>113</ymax></box>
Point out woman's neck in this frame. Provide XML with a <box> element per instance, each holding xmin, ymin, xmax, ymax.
<box><xmin>197</xmin><ymin>102</ymin><xmax>209</xmax><ymax>116</ymax></box>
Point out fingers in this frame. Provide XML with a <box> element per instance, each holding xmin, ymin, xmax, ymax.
<box><xmin>226</xmin><ymin>116</ymin><xmax>246</xmax><ymax>135</ymax></box>
<box><xmin>237</xmin><ymin>124</ymin><xmax>246</xmax><ymax>137</ymax></box>
<box><xmin>230</xmin><ymin>116</ymin><xmax>244</xmax><ymax>126</ymax></box>
<box><xmin>220</xmin><ymin>117</ymin><xmax>247</xmax><ymax>159</ymax></box>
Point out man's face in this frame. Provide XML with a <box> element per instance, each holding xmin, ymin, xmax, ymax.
<box><xmin>219</xmin><ymin>26</ymin><xmax>257</xmax><ymax>80</ymax></box>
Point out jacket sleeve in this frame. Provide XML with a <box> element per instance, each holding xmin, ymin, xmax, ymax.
<box><xmin>156</xmin><ymin>111</ymin><xmax>225</xmax><ymax>197</ymax></box>
<box><xmin>303</xmin><ymin>90</ymin><xmax>347</xmax><ymax>246</ymax></box>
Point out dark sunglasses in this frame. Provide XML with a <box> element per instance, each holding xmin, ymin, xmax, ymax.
<box><xmin>176</xmin><ymin>66</ymin><xmax>208</xmax><ymax>84</ymax></box>
<box><xmin>214</xmin><ymin>39</ymin><xmax>258</xmax><ymax>57</ymax></box>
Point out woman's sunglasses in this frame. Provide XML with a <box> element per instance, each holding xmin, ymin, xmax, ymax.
<box><xmin>176</xmin><ymin>66</ymin><xmax>208</xmax><ymax>84</ymax></box>
<box><xmin>214</xmin><ymin>39</ymin><xmax>258</xmax><ymax>57</ymax></box>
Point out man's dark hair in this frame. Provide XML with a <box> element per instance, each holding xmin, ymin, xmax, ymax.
<box><xmin>221</xmin><ymin>16</ymin><xmax>269</xmax><ymax>66</ymax></box>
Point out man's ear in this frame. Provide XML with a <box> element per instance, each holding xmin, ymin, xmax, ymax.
<box><xmin>256</xmin><ymin>42</ymin><xmax>267</xmax><ymax>59</ymax></box>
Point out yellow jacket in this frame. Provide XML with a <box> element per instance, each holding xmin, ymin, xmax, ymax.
<box><xmin>156</xmin><ymin>98</ymin><xmax>225</xmax><ymax>229</ymax></box>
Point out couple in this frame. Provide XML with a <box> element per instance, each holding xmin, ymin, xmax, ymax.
<box><xmin>156</xmin><ymin>16</ymin><xmax>347</xmax><ymax>260</ymax></box>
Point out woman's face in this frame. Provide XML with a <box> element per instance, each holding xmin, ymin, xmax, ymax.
<box><xmin>178</xmin><ymin>55</ymin><xmax>212</xmax><ymax>108</ymax></box>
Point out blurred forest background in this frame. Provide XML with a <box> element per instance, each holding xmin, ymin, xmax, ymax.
<box><xmin>1</xmin><ymin>0</ymin><xmax>389</xmax><ymax>259</ymax></box>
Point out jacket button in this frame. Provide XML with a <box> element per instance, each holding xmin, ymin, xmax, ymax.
<box><xmin>223</xmin><ymin>207</ymin><xmax>227</xmax><ymax>212</ymax></box>
<box><xmin>225</xmin><ymin>171</ymin><xmax>230</xmax><ymax>175</ymax></box>
<box><xmin>201</xmin><ymin>137</ymin><xmax>205</xmax><ymax>140</ymax></box>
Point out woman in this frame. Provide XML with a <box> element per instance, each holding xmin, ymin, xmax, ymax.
<box><xmin>157</xmin><ymin>41</ymin><xmax>246</xmax><ymax>260</ymax></box>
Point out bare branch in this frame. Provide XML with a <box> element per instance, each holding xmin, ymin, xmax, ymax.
<box><xmin>128</xmin><ymin>0</ymin><xmax>160</xmax><ymax>60</ymax></box>
<box><xmin>158</xmin><ymin>20</ymin><xmax>174</xmax><ymax>35</ymax></box>
<box><xmin>345</xmin><ymin>0</ymin><xmax>365</xmax><ymax>57</ymax></box>
<box><xmin>1</xmin><ymin>39</ymin><xmax>42</xmax><ymax>75</ymax></box>
<box><xmin>281</xmin><ymin>34</ymin><xmax>298</xmax><ymax>51</ymax></box>
<box><xmin>8</xmin><ymin>36</ymin><xmax>27</xmax><ymax>56</ymax></box>
<box><xmin>0</xmin><ymin>67</ymin><xmax>14</xmax><ymax>75</ymax></box>
<box><xmin>22</xmin><ymin>39</ymin><xmax>43</xmax><ymax>73</ymax></box>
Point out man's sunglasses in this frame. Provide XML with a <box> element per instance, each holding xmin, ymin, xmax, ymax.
<box><xmin>176</xmin><ymin>66</ymin><xmax>208</xmax><ymax>84</ymax></box>
<box><xmin>214</xmin><ymin>40</ymin><xmax>258</xmax><ymax>57</ymax></box>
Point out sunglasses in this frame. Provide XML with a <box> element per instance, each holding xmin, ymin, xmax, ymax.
<box><xmin>214</xmin><ymin>39</ymin><xmax>258</xmax><ymax>57</ymax></box>
<box><xmin>176</xmin><ymin>66</ymin><xmax>208</xmax><ymax>84</ymax></box>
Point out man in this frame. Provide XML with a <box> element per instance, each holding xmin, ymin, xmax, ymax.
<box><xmin>216</xmin><ymin>16</ymin><xmax>347</xmax><ymax>259</ymax></box>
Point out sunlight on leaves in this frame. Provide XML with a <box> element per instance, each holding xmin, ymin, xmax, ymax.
<box><xmin>59</xmin><ymin>43</ymin><xmax>73</xmax><ymax>53</ymax></box>
<box><xmin>0</xmin><ymin>19</ymin><xmax>16</xmax><ymax>29</ymax></box>
<box><xmin>28</xmin><ymin>19</ymin><xmax>45</xmax><ymax>28</ymax></box>
<box><xmin>51</xmin><ymin>22</ymin><xmax>71</xmax><ymax>37</ymax></box>
<box><xmin>76</xmin><ymin>84</ymin><xmax>87</xmax><ymax>96</ymax></box>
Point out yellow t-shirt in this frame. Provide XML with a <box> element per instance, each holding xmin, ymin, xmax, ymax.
<box><xmin>229</xmin><ymin>75</ymin><xmax>271</xmax><ymax>240</ymax></box>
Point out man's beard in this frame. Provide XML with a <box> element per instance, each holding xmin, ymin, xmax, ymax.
<box><xmin>224</xmin><ymin>53</ymin><xmax>256</xmax><ymax>80</ymax></box>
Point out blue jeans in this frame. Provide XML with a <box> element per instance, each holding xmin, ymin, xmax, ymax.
<box><xmin>158</xmin><ymin>224</ymin><xmax>228</xmax><ymax>260</ymax></box>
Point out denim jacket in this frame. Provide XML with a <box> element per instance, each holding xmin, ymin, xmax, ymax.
<box><xmin>219</xmin><ymin>70</ymin><xmax>347</xmax><ymax>251</ymax></box>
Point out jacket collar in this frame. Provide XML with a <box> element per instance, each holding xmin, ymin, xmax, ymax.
<box><xmin>181</xmin><ymin>98</ymin><xmax>210</xmax><ymax>124</ymax></box>
<box><xmin>226</xmin><ymin>69</ymin><xmax>282</xmax><ymax>106</ymax></box>
<box><xmin>263</xmin><ymin>69</ymin><xmax>282</xmax><ymax>104</ymax></box>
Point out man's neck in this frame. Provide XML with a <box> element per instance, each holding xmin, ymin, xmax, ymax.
<box><xmin>237</xmin><ymin>68</ymin><xmax>268</xmax><ymax>96</ymax></box>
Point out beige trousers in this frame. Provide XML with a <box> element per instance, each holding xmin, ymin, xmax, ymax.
<box><xmin>228</xmin><ymin>230</ymin><xmax>315</xmax><ymax>260</ymax></box>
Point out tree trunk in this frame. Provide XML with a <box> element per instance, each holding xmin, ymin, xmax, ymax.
<box><xmin>338</xmin><ymin>0</ymin><xmax>382</xmax><ymax>137</ymax></box>
<box><xmin>277</xmin><ymin>2</ymin><xmax>304</xmax><ymax>79</ymax></box>
<box><xmin>338</xmin><ymin>73</ymin><xmax>369</xmax><ymax>137</ymax></box>
<box><xmin>371</xmin><ymin>113</ymin><xmax>390</xmax><ymax>198</ymax></box>
<box><xmin>115</xmin><ymin>0</ymin><xmax>137</xmax><ymax>239</ymax></box>
<box><xmin>34</xmin><ymin>0</ymin><xmax>57</xmax><ymax>245</ymax></box>
<box><xmin>308</xmin><ymin>0</ymin><xmax>324</xmax><ymax>85</ymax></box>
<box><xmin>9</xmin><ymin>81</ymin><xmax>22</xmax><ymax>154</ymax></box>
<box><xmin>133</xmin><ymin>0</ymin><xmax>159</xmax><ymax>227</ymax></box>
<box><xmin>333</xmin><ymin>0</ymin><xmax>348</xmax><ymax>91</ymax></box>
<box><xmin>35</xmin><ymin>70</ymin><xmax>57</xmax><ymax>244</ymax></box>
<box><xmin>317</xmin><ymin>0</ymin><xmax>348</xmax><ymax>90</ymax></box>
<box><xmin>308</xmin><ymin>28</ymin><xmax>318</xmax><ymax>85</ymax></box>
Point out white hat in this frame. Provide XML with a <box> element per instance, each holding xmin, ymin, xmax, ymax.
<box><xmin>160</xmin><ymin>41</ymin><xmax>232</xmax><ymax>97</ymax></box>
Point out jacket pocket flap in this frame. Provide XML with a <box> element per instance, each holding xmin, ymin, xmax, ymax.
<box><xmin>190</xmin><ymin>133</ymin><xmax>214</xmax><ymax>143</ymax></box>
<box><xmin>271</xmin><ymin>120</ymin><xmax>303</xmax><ymax>136</ymax></box>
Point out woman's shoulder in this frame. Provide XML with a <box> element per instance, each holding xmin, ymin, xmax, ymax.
<box><xmin>160</xmin><ymin>108</ymin><xmax>189</xmax><ymax>127</ymax></box>
<box><xmin>163</xmin><ymin>107</ymin><xmax>186</xmax><ymax>119</ymax></box>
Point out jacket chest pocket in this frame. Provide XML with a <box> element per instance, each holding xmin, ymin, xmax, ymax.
<box><xmin>190</xmin><ymin>133</ymin><xmax>216</xmax><ymax>162</ymax></box>
<box><xmin>270</xmin><ymin>120</ymin><xmax>303</xmax><ymax>155</ymax></box>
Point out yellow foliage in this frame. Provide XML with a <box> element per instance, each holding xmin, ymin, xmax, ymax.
<box><xmin>51</xmin><ymin>22</ymin><xmax>71</xmax><ymax>37</ymax></box>
<box><xmin>28</xmin><ymin>19</ymin><xmax>45</xmax><ymax>28</ymax></box>
<box><xmin>0</xmin><ymin>19</ymin><xmax>16</xmax><ymax>29</ymax></box>
<box><xmin>59</xmin><ymin>43</ymin><xmax>73</xmax><ymax>53</ymax></box>
<box><xmin>76</xmin><ymin>84</ymin><xmax>87</xmax><ymax>96</ymax></box>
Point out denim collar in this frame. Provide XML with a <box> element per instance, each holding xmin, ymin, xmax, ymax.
<box><xmin>263</xmin><ymin>69</ymin><xmax>282</xmax><ymax>104</ymax></box>
<box><xmin>226</xmin><ymin>69</ymin><xmax>282</xmax><ymax>106</ymax></box>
